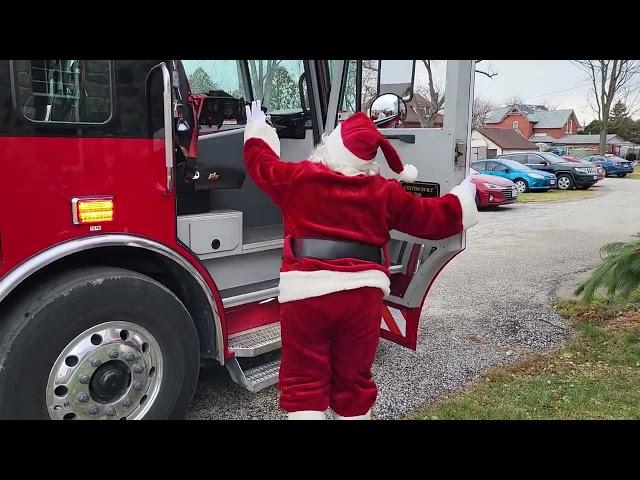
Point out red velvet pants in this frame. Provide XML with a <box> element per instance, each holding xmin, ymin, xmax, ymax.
<box><xmin>278</xmin><ymin>287</ymin><xmax>383</xmax><ymax>417</ymax></box>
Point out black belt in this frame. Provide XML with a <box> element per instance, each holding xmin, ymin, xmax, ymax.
<box><xmin>291</xmin><ymin>237</ymin><xmax>384</xmax><ymax>264</ymax></box>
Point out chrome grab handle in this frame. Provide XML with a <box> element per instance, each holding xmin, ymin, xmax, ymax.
<box><xmin>160</xmin><ymin>62</ymin><xmax>174</xmax><ymax>195</ymax></box>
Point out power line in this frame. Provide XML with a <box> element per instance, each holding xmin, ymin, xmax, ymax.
<box><xmin>494</xmin><ymin>82</ymin><xmax>593</xmax><ymax>107</ymax></box>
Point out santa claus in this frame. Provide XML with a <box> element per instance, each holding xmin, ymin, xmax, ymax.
<box><xmin>243</xmin><ymin>101</ymin><xmax>478</xmax><ymax>420</ymax></box>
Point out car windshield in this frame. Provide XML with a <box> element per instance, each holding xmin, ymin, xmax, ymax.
<box><xmin>608</xmin><ymin>155</ymin><xmax>627</xmax><ymax>162</ymax></box>
<box><xmin>501</xmin><ymin>159</ymin><xmax>530</xmax><ymax>170</ymax></box>
<box><xmin>540</xmin><ymin>153</ymin><xmax>564</xmax><ymax>164</ymax></box>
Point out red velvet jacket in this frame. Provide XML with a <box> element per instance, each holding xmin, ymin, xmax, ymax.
<box><xmin>244</xmin><ymin>137</ymin><xmax>473</xmax><ymax>302</ymax></box>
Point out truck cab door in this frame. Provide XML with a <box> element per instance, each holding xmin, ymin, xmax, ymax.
<box><xmin>326</xmin><ymin>60</ymin><xmax>475</xmax><ymax>349</ymax></box>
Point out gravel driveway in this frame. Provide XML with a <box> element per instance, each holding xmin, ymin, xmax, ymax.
<box><xmin>186</xmin><ymin>177</ymin><xmax>640</xmax><ymax>419</ymax></box>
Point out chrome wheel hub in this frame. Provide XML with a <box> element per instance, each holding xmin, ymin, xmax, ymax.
<box><xmin>46</xmin><ymin>322</ymin><xmax>163</xmax><ymax>420</ymax></box>
<box><xmin>557</xmin><ymin>177</ymin><xmax>571</xmax><ymax>190</ymax></box>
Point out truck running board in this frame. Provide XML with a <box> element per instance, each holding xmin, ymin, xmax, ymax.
<box><xmin>226</xmin><ymin>357</ymin><xmax>281</xmax><ymax>393</ymax></box>
<box><xmin>228</xmin><ymin>323</ymin><xmax>281</xmax><ymax>357</ymax></box>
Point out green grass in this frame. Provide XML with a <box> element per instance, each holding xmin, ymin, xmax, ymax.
<box><xmin>408</xmin><ymin>293</ymin><xmax>640</xmax><ymax>420</ymax></box>
<box><xmin>517</xmin><ymin>189</ymin><xmax>597</xmax><ymax>203</ymax></box>
<box><xmin>629</xmin><ymin>171</ymin><xmax>640</xmax><ymax>180</ymax></box>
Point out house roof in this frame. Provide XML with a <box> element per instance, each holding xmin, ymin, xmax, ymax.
<box><xmin>486</xmin><ymin>104</ymin><xmax>575</xmax><ymax>128</ymax></box>
<box><xmin>529</xmin><ymin>134</ymin><xmax>557</xmax><ymax>143</ymax></box>
<box><xmin>553</xmin><ymin>134</ymin><xmax>623</xmax><ymax>145</ymax></box>
<box><xmin>475</xmin><ymin>127</ymin><xmax>539</xmax><ymax>150</ymax></box>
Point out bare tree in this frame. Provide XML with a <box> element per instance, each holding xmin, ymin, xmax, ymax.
<box><xmin>573</xmin><ymin>60</ymin><xmax>640</xmax><ymax>153</ymax></box>
<box><xmin>540</xmin><ymin>99</ymin><xmax>559</xmax><ymax>110</ymax></box>
<box><xmin>472</xmin><ymin>97</ymin><xmax>496</xmax><ymax>129</ymax></box>
<box><xmin>475</xmin><ymin>60</ymin><xmax>498</xmax><ymax>79</ymax></box>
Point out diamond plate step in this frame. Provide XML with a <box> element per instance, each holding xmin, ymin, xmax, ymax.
<box><xmin>228</xmin><ymin>323</ymin><xmax>281</xmax><ymax>358</ymax></box>
<box><xmin>226</xmin><ymin>357</ymin><xmax>281</xmax><ymax>393</ymax></box>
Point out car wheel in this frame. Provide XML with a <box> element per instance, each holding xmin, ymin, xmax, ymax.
<box><xmin>514</xmin><ymin>179</ymin><xmax>528</xmax><ymax>193</ymax></box>
<box><xmin>475</xmin><ymin>194</ymin><xmax>481</xmax><ymax>209</ymax></box>
<box><xmin>556</xmin><ymin>174</ymin><xmax>574</xmax><ymax>190</ymax></box>
<box><xmin>0</xmin><ymin>267</ymin><xmax>200</xmax><ymax>420</ymax></box>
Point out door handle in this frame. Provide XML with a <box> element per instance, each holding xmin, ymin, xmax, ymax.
<box><xmin>383</xmin><ymin>134</ymin><xmax>415</xmax><ymax>144</ymax></box>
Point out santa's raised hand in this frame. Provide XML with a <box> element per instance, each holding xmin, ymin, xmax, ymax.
<box><xmin>244</xmin><ymin>100</ymin><xmax>280</xmax><ymax>156</ymax></box>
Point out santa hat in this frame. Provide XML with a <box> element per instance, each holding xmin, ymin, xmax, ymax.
<box><xmin>325</xmin><ymin>112</ymin><xmax>418</xmax><ymax>182</ymax></box>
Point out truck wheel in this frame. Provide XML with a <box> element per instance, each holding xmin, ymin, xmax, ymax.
<box><xmin>514</xmin><ymin>179</ymin><xmax>528</xmax><ymax>193</ymax></box>
<box><xmin>0</xmin><ymin>267</ymin><xmax>200</xmax><ymax>420</ymax></box>
<box><xmin>556</xmin><ymin>174</ymin><xmax>574</xmax><ymax>190</ymax></box>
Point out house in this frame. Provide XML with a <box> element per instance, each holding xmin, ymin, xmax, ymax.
<box><xmin>403</xmin><ymin>93</ymin><xmax>443</xmax><ymax>128</ymax></box>
<box><xmin>471</xmin><ymin>127</ymin><xmax>539</xmax><ymax>160</ymax></box>
<box><xmin>485</xmin><ymin>104</ymin><xmax>581</xmax><ymax>139</ymax></box>
<box><xmin>549</xmin><ymin>134</ymin><xmax>635</xmax><ymax>155</ymax></box>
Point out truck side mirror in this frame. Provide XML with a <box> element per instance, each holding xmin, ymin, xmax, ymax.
<box><xmin>377</xmin><ymin>60</ymin><xmax>416</xmax><ymax>102</ymax></box>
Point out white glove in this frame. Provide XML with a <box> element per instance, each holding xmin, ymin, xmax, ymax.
<box><xmin>244</xmin><ymin>100</ymin><xmax>281</xmax><ymax>156</ymax></box>
<box><xmin>245</xmin><ymin>100</ymin><xmax>267</xmax><ymax>124</ymax></box>
<box><xmin>460</xmin><ymin>174</ymin><xmax>476</xmax><ymax>199</ymax></box>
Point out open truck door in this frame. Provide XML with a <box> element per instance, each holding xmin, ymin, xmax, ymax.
<box><xmin>325</xmin><ymin>60</ymin><xmax>475</xmax><ymax>349</ymax></box>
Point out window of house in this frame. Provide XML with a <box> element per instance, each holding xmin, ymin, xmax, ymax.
<box><xmin>567</xmin><ymin>119</ymin><xmax>573</xmax><ymax>133</ymax></box>
<box><xmin>512</xmin><ymin>120</ymin><xmax>519</xmax><ymax>130</ymax></box>
<box><xmin>13</xmin><ymin>60</ymin><xmax>113</xmax><ymax>124</ymax></box>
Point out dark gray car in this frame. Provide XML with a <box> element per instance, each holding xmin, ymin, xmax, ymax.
<box><xmin>496</xmin><ymin>151</ymin><xmax>598</xmax><ymax>190</ymax></box>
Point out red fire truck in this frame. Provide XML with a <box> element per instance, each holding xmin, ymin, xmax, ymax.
<box><xmin>0</xmin><ymin>59</ymin><xmax>475</xmax><ymax>419</ymax></box>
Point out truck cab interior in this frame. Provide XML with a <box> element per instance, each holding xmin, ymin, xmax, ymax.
<box><xmin>173</xmin><ymin>60</ymin><xmax>324</xmax><ymax>305</ymax></box>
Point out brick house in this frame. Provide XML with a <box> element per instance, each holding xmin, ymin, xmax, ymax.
<box><xmin>485</xmin><ymin>104</ymin><xmax>581</xmax><ymax>140</ymax></box>
<box><xmin>471</xmin><ymin>127</ymin><xmax>539</xmax><ymax>160</ymax></box>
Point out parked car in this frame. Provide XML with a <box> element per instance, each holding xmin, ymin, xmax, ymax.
<box><xmin>469</xmin><ymin>168</ymin><xmax>518</xmax><ymax>208</ymax></box>
<box><xmin>562</xmin><ymin>155</ymin><xmax>605</xmax><ymax>181</ymax></box>
<box><xmin>496</xmin><ymin>151</ymin><xmax>598</xmax><ymax>190</ymax></box>
<box><xmin>582</xmin><ymin>154</ymin><xmax>635</xmax><ymax>177</ymax></box>
<box><xmin>470</xmin><ymin>158</ymin><xmax>557</xmax><ymax>193</ymax></box>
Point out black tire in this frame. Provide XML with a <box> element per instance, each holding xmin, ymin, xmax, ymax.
<box><xmin>0</xmin><ymin>267</ymin><xmax>200</xmax><ymax>420</ymax></box>
<box><xmin>514</xmin><ymin>178</ymin><xmax>529</xmax><ymax>193</ymax></box>
<box><xmin>475</xmin><ymin>194</ymin><xmax>481</xmax><ymax>209</ymax></box>
<box><xmin>556</xmin><ymin>173</ymin><xmax>574</xmax><ymax>190</ymax></box>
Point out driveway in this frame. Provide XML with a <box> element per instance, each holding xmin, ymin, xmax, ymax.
<box><xmin>186</xmin><ymin>177</ymin><xmax>640</xmax><ymax>419</ymax></box>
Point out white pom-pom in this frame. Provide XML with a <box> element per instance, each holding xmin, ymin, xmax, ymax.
<box><xmin>398</xmin><ymin>164</ymin><xmax>418</xmax><ymax>183</ymax></box>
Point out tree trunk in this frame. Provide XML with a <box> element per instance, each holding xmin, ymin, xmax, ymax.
<box><xmin>599</xmin><ymin>116</ymin><xmax>609</xmax><ymax>154</ymax></box>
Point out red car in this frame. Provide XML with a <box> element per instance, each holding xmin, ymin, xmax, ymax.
<box><xmin>470</xmin><ymin>169</ymin><xmax>518</xmax><ymax>208</ymax></box>
<box><xmin>563</xmin><ymin>155</ymin><xmax>605</xmax><ymax>181</ymax></box>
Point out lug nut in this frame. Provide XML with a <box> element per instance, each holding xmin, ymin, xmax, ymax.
<box><xmin>122</xmin><ymin>398</ymin><xmax>132</xmax><ymax>408</ymax></box>
<box><xmin>133</xmin><ymin>364</ymin><xmax>144</xmax><ymax>374</ymax></box>
<box><xmin>133</xmin><ymin>382</ymin><xmax>143</xmax><ymax>391</ymax></box>
<box><xmin>107</xmin><ymin>408</ymin><xmax>117</xmax><ymax>417</ymax></box>
<box><xmin>90</xmin><ymin>358</ymin><xmax>102</xmax><ymax>368</ymax></box>
<box><xmin>89</xmin><ymin>406</ymin><xmax>99</xmax><ymax>415</ymax></box>
<box><xmin>109</xmin><ymin>350</ymin><xmax>119</xmax><ymax>359</ymax></box>
<box><xmin>126</xmin><ymin>352</ymin><xmax>136</xmax><ymax>362</ymax></box>
<box><xmin>79</xmin><ymin>374</ymin><xmax>91</xmax><ymax>384</ymax></box>
<box><xmin>77</xmin><ymin>392</ymin><xmax>90</xmax><ymax>403</ymax></box>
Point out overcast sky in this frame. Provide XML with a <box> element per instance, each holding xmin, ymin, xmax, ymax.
<box><xmin>474</xmin><ymin>60</ymin><xmax>608</xmax><ymax>126</ymax></box>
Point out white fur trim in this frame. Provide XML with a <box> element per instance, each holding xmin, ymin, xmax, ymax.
<box><xmin>334</xmin><ymin>409</ymin><xmax>372</xmax><ymax>420</ymax></box>
<box><xmin>398</xmin><ymin>164</ymin><xmax>418</xmax><ymax>183</ymax></box>
<box><xmin>288</xmin><ymin>410</ymin><xmax>327</xmax><ymax>420</ymax></box>
<box><xmin>277</xmin><ymin>269</ymin><xmax>390</xmax><ymax>303</ymax></box>
<box><xmin>326</xmin><ymin>124</ymin><xmax>374</xmax><ymax>172</ymax></box>
<box><xmin>450</xmin><ymin>184</ymin><xmax>479</xmax><ymax>230</ymax></box>
<box><xmin>244</xmin><ymin>121</ymin><xmax>281</xmax><ymax>156</ymax></box>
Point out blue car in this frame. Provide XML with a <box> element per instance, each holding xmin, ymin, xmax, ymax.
<box><xmin>470</xmin><ymin>158</ymin><xmax>557</xmax><ymax>193</ymax></box>
<box><xmin>582</xmin><ymin>155</ymin><xmax>635</xmax><ymax>177</ymax></box>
